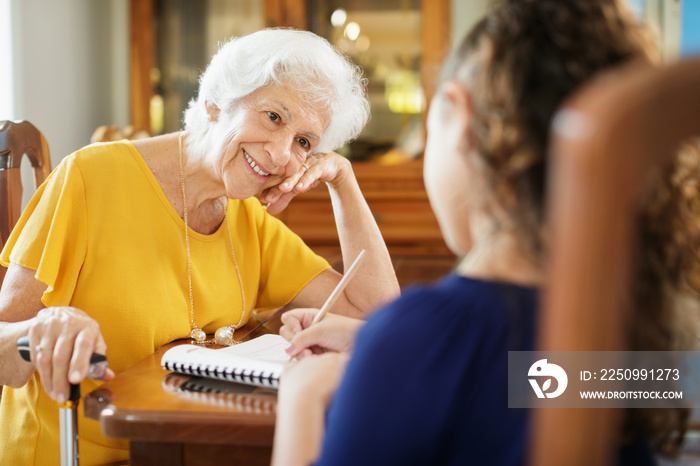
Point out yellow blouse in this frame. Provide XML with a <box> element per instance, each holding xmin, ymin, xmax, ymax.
<box><xmin>0</xmin><ymin>141</ymin><xmax>329</xmax><ymax>465</ymax></box>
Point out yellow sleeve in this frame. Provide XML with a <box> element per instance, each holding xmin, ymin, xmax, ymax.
<box><xmin>248</xmin><ymin>199</ymin><xmax>330</xmax><ymax>309</ymax></box>
<box><xmin>0</xmin><ymin>155</ymin><xmax>88</xmax><ymax>306</ymax></box>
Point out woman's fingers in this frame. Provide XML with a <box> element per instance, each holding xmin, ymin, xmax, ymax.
<box><xmin>279</xmin><ymin>162</ymin><xmax>311</xmax><ymax>193</ymax></box>
<box><xmin>287</xmin><ymin>153</ymin><xmax>341</xmax><ymax>193</ymax></box>
<box><xmin>264</xmin><ymin>191</ymin><xmax>301</xmax><ymax>215</ymax></box>
<box><xmin>33</xmin><ymin>336</ymin><xmax>56</xmax><ymax>398</ymax></box>
<box><xmin>68</xmin><ymin>327</ymin><xmax>105</xmax><ymax>384</ymax></box>
<box><xmin>261</xmin><ymin>153</ymin><xmax>348</xmax><ymax>214</ymax></box>
<box><xmin>51</xmin><ymin>333</ymin><xmax>75</xmax><ymax>402</ymax></box>
<box><xmin>280</xmin><ymin>308</ymin><xmax>319</xmax><ymax>341</ymax></box>
<box><xmin>279</xmin><ymin>319</ymin><xmax>300</xmax><ymax>341</ymax></box>
<box><xmin>262</xmin><ymin>159</ymin><xmax>315</xmax><ymax>205</ymax></box>
<box><xmin>102</xmin><ymin>368</ymin><xmax>116</xmax><ymax>382</ymax></box>
<box><xmin>28</xmin><ymin>306</ymin><xmax>108</xmax><ymax>402</ymax></box>
<box><xmin>285</xmin><ymin>314</ymin><xmax>362</xmax><ymax>359</ymax></box>
<box><xmin>264</xmin><ymin>178</ymin><xmax>322</xmax><ymax>214</ymax></box>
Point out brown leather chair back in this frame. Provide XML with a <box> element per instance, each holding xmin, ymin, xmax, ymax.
<box><xmin>529</xmin><ymin>58</ymin><xmax>700</xmax><ymax>465</ymax></box>
<box><xmin>0</xmin><ymin>120</ymin><xmax>51</xmax><ymax>286</ymax></box>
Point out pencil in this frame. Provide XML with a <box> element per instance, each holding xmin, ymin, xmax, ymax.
<box><xmin>311</xmin><ymin>249</ymin><xmax>367</xmax><ymax>325</ymax></box>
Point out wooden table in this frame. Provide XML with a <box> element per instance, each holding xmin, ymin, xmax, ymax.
<box><xmin>84</xmin><ymin>312</ymin><xmax>282</xmax><ymax>466</ymax></box>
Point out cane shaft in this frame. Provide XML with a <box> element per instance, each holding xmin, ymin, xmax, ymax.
<box><xmin>59</xmin><ymin>402</ymin><xmax>79</xmax><ymax>466</ymax></box>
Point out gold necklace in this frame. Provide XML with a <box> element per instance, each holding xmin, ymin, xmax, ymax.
<box><xmin>178</xmin><ymin>132</ymin><xmax>246</xmax><ymax>346</ymax></box>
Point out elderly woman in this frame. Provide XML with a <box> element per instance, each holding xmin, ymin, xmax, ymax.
<box><xmin>0</xmin><ymin>28</ymin><xmax>399</xmax><ymax>465</ymax></box>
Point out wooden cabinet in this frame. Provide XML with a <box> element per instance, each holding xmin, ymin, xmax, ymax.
<box><xmin>274</xmin><ymin>160</ymin><xmax>456</xmax><ymax>286</ymax></box>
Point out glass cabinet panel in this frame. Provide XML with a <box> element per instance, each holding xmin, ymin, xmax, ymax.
<box><xmin>150</xmin><ymin>0</ymin><xmax>264</xmax><ymax>135</ymax></box>
<box><xmin>308</xmin><ymin>0</ymin><xmax>423</xmax><ymax>161</ymax></box>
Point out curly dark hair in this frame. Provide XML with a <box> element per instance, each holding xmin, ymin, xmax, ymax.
<box><xmin>440</xmin><ymin>0</ymin><xmax>699</xmax><ymax>457</ymax></box>
<box><xmin>629</xmin><ymin>138</ymin><xmax>700</xmax><ymax>455</ymax></box>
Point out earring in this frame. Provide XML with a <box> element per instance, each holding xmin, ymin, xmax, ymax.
<box><xmin>207</xmin><ymin>114</ymin><xmax>213</xmax><ymax>122</ymax></box>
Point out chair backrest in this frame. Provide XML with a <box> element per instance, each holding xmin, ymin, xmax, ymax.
<box><xmin>529</xmin><ymin>58</ymin><xmax>700</xmax><ymax>465</ymax></box>
<box><xmin>0</xmin><ymin>120</ymin><xmax>51</xmax><ymax>285</ymax></box>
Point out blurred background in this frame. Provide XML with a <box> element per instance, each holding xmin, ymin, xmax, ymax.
<box><xmin>5</xmin><ymin>0</ymin><xmax>697</xmax><ymax>170</ymax></box>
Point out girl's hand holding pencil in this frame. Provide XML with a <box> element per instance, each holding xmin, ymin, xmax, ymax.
<box><xmin>281</xmin><ymin>250</ymin><xmax>367</xmax><ymax>359</ymax></box>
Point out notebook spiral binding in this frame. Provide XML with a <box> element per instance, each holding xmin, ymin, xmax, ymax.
<box><xmin>163</xmin><ymin>361</ymin><xmax>280</xmax><ymax>389</ymax></box>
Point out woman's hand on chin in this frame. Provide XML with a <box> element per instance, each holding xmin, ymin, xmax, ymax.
<box><xmin>260</xmin><ymin>152</ymin><xmax>352</xmax><ymax>215</ymax></box>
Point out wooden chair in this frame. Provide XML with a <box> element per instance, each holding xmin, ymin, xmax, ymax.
<box><xmin>0</xmin><ymin>120</ymin><xmax>51</xmax><ymax>402</ymax></box>
<box><xmin>0</xmin><ymin>120</ymin><xmax>51</xmax><ymax>286</ymax></box>
<box><xmin>530</xmin><ymin>58</ymin><xmax>700</xmax><ymax>465</ymax></box>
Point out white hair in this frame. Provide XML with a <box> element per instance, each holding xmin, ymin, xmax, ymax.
<box><xmin>183</xmin><ymin>28</ymin><xmax>370</xmax><ymax>155</ymax></box>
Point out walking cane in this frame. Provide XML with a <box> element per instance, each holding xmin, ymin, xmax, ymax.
<box><xmin>17</xmin><ymin>336</ymin><xmax>107</xmax><ymax>466</ymax></box>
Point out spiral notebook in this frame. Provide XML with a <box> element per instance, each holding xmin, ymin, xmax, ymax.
<box><xmin>161</xmin><ymin>334</ymin><xmax>289</xmax><ymax>389</ymax></box>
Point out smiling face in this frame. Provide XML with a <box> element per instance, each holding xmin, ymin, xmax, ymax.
<box><xmin>212</xmin><ymin>83</ymin><xmax>331</xmax><ymax>199</ymax></box>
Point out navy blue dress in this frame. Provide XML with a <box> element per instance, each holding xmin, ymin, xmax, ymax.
<box><xmin>314</xmin><ymin>275</ymin><xmax>655</xmax><ymax>466</ymax></box>
<box><xmin>316</xmin><ymin>275</ymin><xmax>537</xmax><ymax>466</ymax></box>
